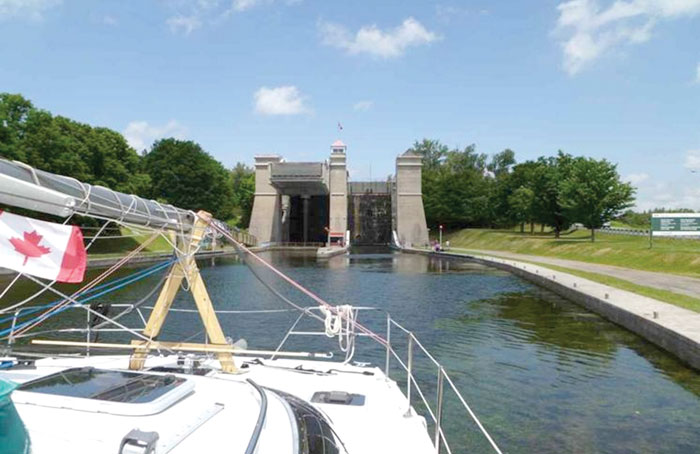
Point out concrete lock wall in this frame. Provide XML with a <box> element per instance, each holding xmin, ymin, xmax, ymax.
<box><xmin>248</xmin><ymin>142</ymin><xmax>429</xmax><ymax>249</ymax></box>
<box><xmin>328</xmin><ymin>145</ymin><xmax>348</xmax><ymax>240</ymax></box>
<box><xmin>248</xmin><ymin>155</ymin><xmax>283</xmax><ymax>244</ymax></box>
<box><xmin>395</xmin><ymin>152</ymin><xmax>429</xmax><ymax>248</ymax></box>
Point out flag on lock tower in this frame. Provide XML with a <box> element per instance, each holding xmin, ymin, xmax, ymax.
<box><xmin>0</xmin><ymin>211</ymin><xmax>87</xmax><ymax>283</ymax></box>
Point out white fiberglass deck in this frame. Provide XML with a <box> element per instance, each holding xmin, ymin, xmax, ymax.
<box><xmin>1</xmin><ymin>354</ymin><xmax>434</xmax><ymax>454</ymax></box>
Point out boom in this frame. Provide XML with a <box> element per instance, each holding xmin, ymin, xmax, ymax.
<box><xmin>0</xmin><ymin>158</ymin><xmax>194</xmax><ymax>231</ymax></box>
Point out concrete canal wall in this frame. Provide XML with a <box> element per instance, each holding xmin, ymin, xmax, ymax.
<box><xmin>405</xmin><ymin>248</ymin><xmax>700</xmax><ymax>371</ymax></box>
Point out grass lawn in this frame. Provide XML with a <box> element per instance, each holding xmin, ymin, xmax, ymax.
<box><xmin>443</xmin><ymin>228</ymin><xmax>700</xmax><ymax>278</ymax></box>
<box><xmin>86</xmin><ymin>226</ymin><xmax>173</xmax><ymax>257</ymax></box>
<box><xmin>609</xmin><ymin>220</ymin><xmax>647</xmax><ymax>229</ymax></box>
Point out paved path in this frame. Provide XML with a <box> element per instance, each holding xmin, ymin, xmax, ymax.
<box><xmin>411</xmin><ymin>248</ymin><xmax>700</xmax><ymax>369</ymax></box>
<box><xmin>449</xmin><ymin>248</ymin><xmax>700</xmax><ymax>299</ymax></box>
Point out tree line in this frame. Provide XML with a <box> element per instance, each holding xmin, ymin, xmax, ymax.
<box><xmin>409</xmin><ymin>139</ymin><xmax>636</xmax><ymax>241</ymax></box>
<box><xmin>1</xmin><ymin>94</ymin><xmax>638</xmax><ymax>242</ymax></box>
<box><xmin>0</xmin><ymin>93</ymin><xmax>254</xmax><ymax>227</ymax></box>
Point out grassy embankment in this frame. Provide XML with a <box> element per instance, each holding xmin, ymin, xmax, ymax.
<box><xmin>442</xmin><ymin>228</ymin><xmax>700</xmax><ymax>312</ymax></box>
<box><xmin>85</xmin><ymin>227</ymin><xmax>173</xmax><ymax>257</ymax></box>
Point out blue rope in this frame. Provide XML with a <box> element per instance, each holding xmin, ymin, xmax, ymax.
<box><xmin>0</xmin><ymin>261</ymin><xmax>172</xmax><ymax>337</ymax></box>
<box><xmin>0</xmin><ymin>259</ymin><xmax>175</xmax><ymax>338</ymax></box>
<box><xmin>0</xmin><ymin>260</ymin><xmax>174</xmax><ymax>324</ymax></box>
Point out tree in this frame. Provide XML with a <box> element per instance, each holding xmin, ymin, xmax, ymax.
<box><xmin>508</xmin><ymin>186</ymin><xmax>535</xmax><ymax>232</ymax></box>
<box><xmin>507</xmin><ymin>161</ymin><xmax>540</xmax><ymax>232</ymax></box>
<box><xmin>143</xmin><ymin>139</ymin><xmax>234</xmax><ymax>220</ymax></box>
<box><xmin>0</xmin><ymin>91</ymin><xmax>152</xmax><ymax>228</ymax></box>
<box><xmin>616</xmin><ymin>209</ymin><xmax>649</xmax><ymax>228</ymax></box>
<box><xmin>416</xmin><ymin>142</ymin><xmax>492</xmax><ymax>229</ymax></box>
<box><xmin>408</xmin><ymin>139</ymin><xmax>448</xmax><ymax>172</ymax></box>
<box><xmin>406</xmin><ymin>135</ymin><xmax>638</xmax><ymax>239</ymax></box>
<box><xmin>0</xmin><ymin>93</ymin><xmax>34</xmax><ymax>162</ymax></box>
<box><xmin>560</xmin><ymin>157</ymin><xmax>635</xmax><ymax>242</ymax></box>
<box><xmin>528</xmin><ymin>153</ymin><xmax>574</xmax><ymax>238</ymax></box>
<box><xmin>230</xmin><ymin>162</ymin><xmax>255</xmax><ymax>227</ymax></box>
<box><xmin>0</xmin><ymin>93</ymin><xmax>257</xmax><ymax>228</ymax></box>
<box><xmin>0</xmin><ymin>93</ymin><xmax>150</xmax><ymax>196</ymax></box>
<box><xmin>488</xmin><ymin>148</ymin><xmax>516</xmax><ymax>177</ymax></box>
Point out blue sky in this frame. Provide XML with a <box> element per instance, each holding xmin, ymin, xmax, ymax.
<box><xmin>0</xmin><ymin>0</ymin><xmax>699</xmax><ymax>210</ymax></box>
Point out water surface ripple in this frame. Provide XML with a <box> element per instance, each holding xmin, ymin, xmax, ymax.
<box><xmin>3</xmin><ymin>248</ymin><xmax>700</xmax><ymax>453</ymax></box>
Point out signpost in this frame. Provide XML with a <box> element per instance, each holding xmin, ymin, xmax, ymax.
<box><xmin>650</xmin><ymin>213</ymin><xmax>700</xmax><ymax>248</ymax></box>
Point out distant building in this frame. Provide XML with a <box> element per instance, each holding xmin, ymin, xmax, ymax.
<box><xmin>248</xmin><ymin>141</ymin><xmax>428</xmax><ymax>248</ymax></box>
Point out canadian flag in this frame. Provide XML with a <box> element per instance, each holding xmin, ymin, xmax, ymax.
<box><xmin>0</xmin><ymin>211</ymin><xmax>87</xmax><ymax>283</ymax></box>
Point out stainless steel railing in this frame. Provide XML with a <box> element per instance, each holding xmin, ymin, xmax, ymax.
<box><xmin>3</xmin><ymin>303</ymin><xmax>503</xmax><ymax>454</ymax></box>
<box><xmin>272</xmin><ymin>306</ymin><xmax>504</xmax><ymax>454</ymax></box>
<box><xmin>386</xmin><ymin>317</ymin><xmax>503</xmax><ymax>454</ymax></box>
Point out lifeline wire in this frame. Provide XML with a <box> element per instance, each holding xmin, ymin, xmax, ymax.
<box><xmin>0</xmin><ymin>260</ymin><xmax>174</xmax><ymax>339</ymax></box>
<box><xmin>0</xmin><ymin>259</ymin><xmax>172</xmax><ymax>319</ymax></box>
<box><xmin>0</xmin><ymin>260</ymin><xmax>174</xmax><ymax>336</ymax></box>
<box><xmin>12</xmin><ymin>230</ymin><xmax>163</xmax><ymax>338</ymax></box>
<box><xmin>209</xmin><ymin>220</ymin><xmax>387</xmax><ymax>347</ymax></box>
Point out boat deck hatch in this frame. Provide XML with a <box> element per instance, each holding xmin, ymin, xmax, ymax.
<box><xmin>19</xmin><ymin>367</ymin><xmax>186</xmax><ymax>403</ymax></box>
<box><xmin>311</xmin><ymin>391</ymin><xmax>365</xmax><ymax>406</ymax></box>
<box><xmin>13</xmin><ymin>367</ymin><xmax>194</xmax><ymax>415</ymax></box>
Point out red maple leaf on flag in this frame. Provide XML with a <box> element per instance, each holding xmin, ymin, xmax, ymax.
<box><xmin>10</xmin><ymin>230</ymin><xmax>51</xmax><ymax>266</ymax></box>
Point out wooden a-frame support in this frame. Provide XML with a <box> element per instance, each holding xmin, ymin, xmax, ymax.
<box><xmin>129</xmin><ymin>210</ymin><xmax>237</xmax><ymax>373</ymax></box>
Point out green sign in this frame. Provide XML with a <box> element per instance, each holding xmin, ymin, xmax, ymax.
<box><xmin>651</xmin><ymin>214</ymin><xmax>700</xmax><ymax>236</ymax></box>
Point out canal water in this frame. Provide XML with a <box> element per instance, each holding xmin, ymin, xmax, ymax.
<box><xmin>3</xmin><ymin>247</ymin><xmax>700</xmax><ymax>453</ymax></box>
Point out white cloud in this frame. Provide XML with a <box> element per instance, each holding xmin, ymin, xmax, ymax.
<box><xmin>435</xmin><ymin>5</ymin><xmax>470</xmax><ymax>23</ymax></box>
<box><xmin>165</xmin><ymin>0</ymin><xmax>294</xmax><ymax>34</ymax></box>
<box><xmin>103</xmin><ymin>15</ymin><xmax>117</xmax><ymax>26</ymax></box>
<box><xmin>695</xmin><ymin>61</ymin><xmax>700</xmax><ymax>83</ymax></box>
<box><xmin>231</xmin><ymin>0</ymin><xmax>268</xmax><ymax>12</ymax></box>
<box><xmin>319</xmin><ymin>17</ymin><xmax>440</xmax><ymax>59</ymax></box>
<box><xmin>625</xmin><ymin>172</ymin><xmax>649</xmax><ymax>185</ymax></box>
<box><xmin>167</xmin><ymin>15</ymin><xmax>202</xmax><ymax>35</ymax></box>
<box><xmin>122</xmin><ymin>120</ymin><xmax>187</xmax><ymax>151</ymax></box>
<box><xmin>554</xmin><ymin>0</ymin><xmax>700</xmax><ymax>75</ymax></box>
<box><xmin>642</xmin><ymin>186</ymin><xmax>700</xmax><ymax>210</ymax></box>
<box><xmin>254</xmin><ymin>86</ymin><xmax>310</xmax><ymax>115</ymax></box>
<box><xmin>634</xmin><ymin>172</ymin><xmax>700</xmax><ymax>211</ymax></box>
<box><xmin>684</xmin><ymin>149</ymin><xmax>700</xmax><ymax>171</ymax></box>
<box><xmin>353</xmin><ymin>100</ymin><xmax>373</xmax><ymax>111</ymax></box>
<box><xmin>679</xmin><ymin>187</ymin><xmax>700</xmax><ymax>209</ymax></box>
<box><xmin>0</xmin><ymin>0</ymin><xmax>61</xmax><ymax>21</ymax></box>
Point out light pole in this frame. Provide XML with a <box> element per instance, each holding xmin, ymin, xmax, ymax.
<box><xmin>439</xmin><ymin>224</ymin><xmax>443</xmax><ymax>248</ymax></box>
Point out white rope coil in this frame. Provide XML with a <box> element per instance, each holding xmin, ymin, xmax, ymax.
<box><xmin>320</xmin><ymin>305</ymin><xmax>357</xmax><ymax>363</ymax></box>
